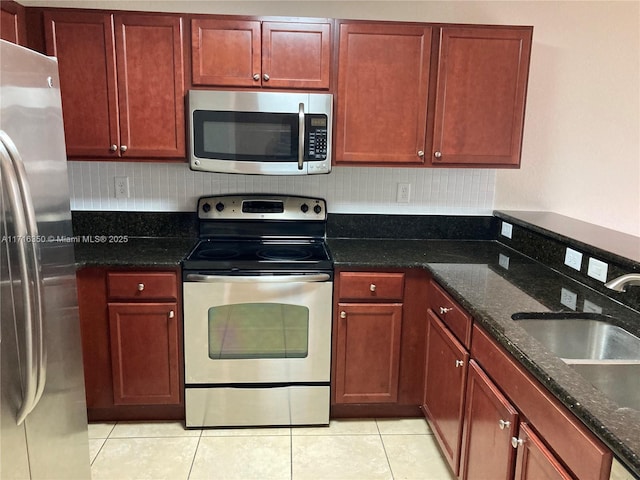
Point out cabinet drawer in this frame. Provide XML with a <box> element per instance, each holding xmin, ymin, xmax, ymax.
<box><xmin>107</xmin><ymin>272</ymin><xmax>177</xmax><ymax>301</ymax></box>
<box><xmin>472</xmin><ymin>325</ymin><xmax>612</xmax><ymax>480</ymax></box>
<box><xmin>428</xmin><ymin>280</ymin><xmax>472</xmax><ymax>348</ymax></box>
<box><xmin>338</xmin><ymin>272</ymin><xmax>405</xmax><ymax>301</ymax></box>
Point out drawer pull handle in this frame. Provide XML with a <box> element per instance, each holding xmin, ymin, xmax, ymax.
<box><xmin>168</xmin><ymin>310</ymin><xmax>175</xmax><ymax>319</ymax></box>
<box><xmin>340</xmin><ymin>311</ymin><xmax>347</xmax><ymax>319</ymax></box>
<box><xmin>370</xmin><ymin>284</ymin><xmax>376</xmax><ymax>292</ymax></box>
<box><xmin>499</xmin><ymin>419</ymin><xmax>511</xmax><ymax>430</ymax></box>
<box><xmin>511</xmin><ymin>437</ymin><xmax>524</xmax><ymax>448</ymax></box>
<box><xmin>137</xmin><ymin>283</ymin><xmax>145</xmax><ymax>292</ymax></box>
<box><xmin>455</xmin><ymin>360</ymin><xmax>464</xmax><ymax>368</ymax></box>
<box><xmin>440</xmin><ymin>306</ymin><xmax>453</xmax><ymax>315</ymax></box>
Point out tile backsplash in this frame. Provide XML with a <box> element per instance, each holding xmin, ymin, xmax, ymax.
<box><xmin>68</xmin><ymin>161</ymin><xmax>496</xmax><ymax>214</ymax></box>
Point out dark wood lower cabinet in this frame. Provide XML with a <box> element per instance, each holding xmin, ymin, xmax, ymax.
<box><xmin>108</xmin><ymin>302</ymin><xmax>180</xmax><ymax>405</ymax></box>
<box><xmin>460</xmin><ymin>361</ymin><xmax>519</xmax><ymax>480</ymax></box>
<box><xmin>422</xmin><ymin>310</ymin><xmax>469</xmax><ymax>475</ymax></box>
<box><xmin>334</xmin><ymin>303</ymin><xmax>403</xmax><ymax>404</ymax></box>
<box><xmin>514</xmin><ymin>423</ymin><xmax>572</xmax><ymax>480</ymax></box>
<box><xmin>76</xmin><ymin>267</ymin><xmax>183</xmax><ymax>421</ymax></box>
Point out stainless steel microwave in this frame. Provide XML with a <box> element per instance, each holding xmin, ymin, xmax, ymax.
<box><xmin>188</xmin><ymin>90</ymin><xmax>332</xmax><ymax>175</ymax></box>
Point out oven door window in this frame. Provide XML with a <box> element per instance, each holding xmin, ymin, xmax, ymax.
<box><xmin>193</xmin><ymin>111</ymin><xmax>298</xmax><ymax>162</ymax></box>
<box><xmin>208</xmin><ymin>303</ymin><xmax>309</xmax><ymax>359</ymax></box>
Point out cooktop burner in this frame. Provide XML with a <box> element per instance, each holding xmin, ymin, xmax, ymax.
<box><xmin>182</xmin><ymin>195</ymin><xmax>333</xmax><ymax>273</ymax></box>
<box><xmin>183</xmin><ymin>239</ymin><xmax>332</xmax><ymax>272</ymax></box>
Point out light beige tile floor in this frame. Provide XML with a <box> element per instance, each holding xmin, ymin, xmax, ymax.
<box><xmin>88</xmin><ymin>418</ymin><xmax>456</xmax><ymax>480</ymax></box>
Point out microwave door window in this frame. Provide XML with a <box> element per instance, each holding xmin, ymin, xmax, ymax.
<box><xmin>194</xmin><ymin>111</ymin><xmax>298</xmax><ymax>162</ymax></box>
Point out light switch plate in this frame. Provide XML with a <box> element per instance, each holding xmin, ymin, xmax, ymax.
<box><xmin>587</xmin><ymin>258</ymin><xmax>608</xmax><ymax>282</ymax></box>
<box><xmin>583</xmin><ymin>299</ymin><xmax>603</xmax><ymax>314</ymax></box>
<box><xmin>501</xmin><ymin>222</ymin><xmax>513</xmax><ymax>239</ymax></box>
<box><xmin>499</xmin><ymin>253</ymin><xmax>510</xmax><ymax>270</ymax></box>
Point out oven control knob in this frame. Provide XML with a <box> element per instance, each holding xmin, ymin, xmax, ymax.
<box><xmin>202</xmin><ymin>203</ymin><xmax>211</xmax><ymax>213</ymax></box>
<box><xmin>300</xmin><ymin>203</ymin><xmax>309</xmax><ymax>213</ymax></box>
<box><xmin>313</xmin><ymin>204</ymin><xmax>322</xmax><ymax>214</ymax></box>
<box><xmin>216</xmin><ymin>202</ymin><xmax>225</xmax><ymax>212</ymax></box>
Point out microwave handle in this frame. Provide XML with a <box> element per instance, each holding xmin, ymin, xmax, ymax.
<box><xmin>298</xmin><ymin>103</ymin><xmax>305</xmax><ymax>170</ymax></box>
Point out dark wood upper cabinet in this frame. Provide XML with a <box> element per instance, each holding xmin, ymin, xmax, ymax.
<box><xmin>335</xmin><ymin>22</ymin><xmax>432</xmax><ymax>165</ymax></box>
<box><xmin>44</xmin><ymin>11</ymin><xmax>185</xmax><ymax>160</ymax></box>
<box><xmin>44</xmin><ymin>12</ymin><xmax>119</xmax><ymax>158</ymax></box>
<box><xmin>191</xmin><ymin>18</ymin><xmax>331</xmax><ymax>90</ymax></box>
<box><xmin>1</xmin><ymin>0</ymin><xmax>27</xmax><ymax>45</ymax></box>
<box><xmin>431</xmin><ymin>27</ymin><xmax>532</xmax><ymax>167</ymax></box>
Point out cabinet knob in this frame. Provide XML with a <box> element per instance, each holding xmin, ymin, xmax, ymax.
<box><xmin>511</xmin><ymin>437</ymin><xmax>524</xmax><ymax>449</ymax></box>
<box><xmin>120</xmin><ymin>145</ymin><xmax>128</xmax><ymax>152</ymax></box>
<box><xmin>455</xmin><ymin>359</ymin><xmax>464</xmax><ymax>368</ymax></box>
<box><xmin>168</xmin><ymin>310</ymin><xmax>175</xmax><ymax>319</ymax></box>
<box><xmin>498</xmin><ymin>419</ymin><xmax>511</xmax><ymax>430</ymax></box>
<box><xmin>110</xmin><ymin>144</ymin><xmax>118</xmax><ymax>152</ymax></box>
<box><xmin>417</xmin><ymin>150</ymin><xmax>425</xmax><ymax>157</ymax></box>
<box><xmin>263</xmin><ymin>73</ymin><xmax>270</xmax><ymax>81</ymax></box>
<box><xmin>370</xmin><ymin>284</ymin><xmax>376</xmax><ymax>292</ymax></box>
<box><xmin>439</xmin><ymin>306</ymin><xmax>453</xmax><ymax>315</ymax></box>
<box><xmin>253</xmin><ymin>73</ymin><xmax>260</xmax><ymax>81</ymax></box>
<box><xmin>434</xmin><ymin>151</ymin><xmax>442</xmax><ymax>159</ymax></box>
<box><xmin>137</xmin><ymin>283</ymin><xmax>145</xmax><ymax>292</ymax></box>
<box><xmin>340</xmin><ymin>311</ymin><xmax>347</xmax><ymax>319</ymax></box>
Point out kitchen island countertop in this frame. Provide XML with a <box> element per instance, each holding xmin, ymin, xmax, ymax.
<box><xmin>328</xmin><ymin>237</ymin><xmax>640</xmax><ymax>477</ymax></box>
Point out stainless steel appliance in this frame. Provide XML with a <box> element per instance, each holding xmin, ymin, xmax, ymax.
<box><xmin>0</xmin><ymin>40</ymin><xmax>91</xmax><ymax>479</ymax></box>
<box><xmin>188</xmin><ymin>90</ymin><xmax>332</xmax><ymax>175</ymax></box>
<box><xmin>182</xmin><ymin>195</ymin><xmax>333</xmax><ymax>427</ymax></box>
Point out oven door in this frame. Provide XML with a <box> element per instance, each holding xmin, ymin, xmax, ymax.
<box><xmin>183</xmin><ymin>273</ymin><xmax>333</xmax><ymax>385</ymax></box>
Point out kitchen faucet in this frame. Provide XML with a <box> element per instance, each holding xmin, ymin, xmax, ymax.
<box><xmin>604</xmin><ymin>273</ymin><xmax>640</xmax><ymax>292</ymax></box>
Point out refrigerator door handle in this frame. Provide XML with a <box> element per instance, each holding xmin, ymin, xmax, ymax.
<box><xmin>0</xmin><ymin>131</ymin><xmax>46</xmax><ymax>425</ymax></box>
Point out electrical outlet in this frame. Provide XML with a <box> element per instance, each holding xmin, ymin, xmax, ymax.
<box><xmin>564</xmin><ymin>247</ymin><xmax>583</xmax><ymax>271</ymax></box>
<box><xmin>114</xmin><ymin>176</ymin><xmax>129</xmax><ymax>199</ymax></box>
<box><xmin>396</xmin><ymin>183</ymin><xmax>410</xmax><ymax>203</ymax></box>
<box><xmin>498</xmin><ymin>253</ymin><xmax>510</xmax><ymax>270</ymax></box>
<box><xmin>560</xmin><ymin>288</ymin><xmax>577</xmax><ymax>310</ymax></box>
<box><xmin>501</xmin><ymin>222</ymin><xmax>513</xmax><ymax>239</ymax></box>
<box><xmin>587</xmin><ymin>258</ymin><xmax>608</xmax><ymax>282</ymax></box>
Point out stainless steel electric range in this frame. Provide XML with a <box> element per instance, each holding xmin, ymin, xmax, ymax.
<box><xmin>182</xmin><ymin>195</ymin><xmax>333</xmax><ymax>428</ymax></box>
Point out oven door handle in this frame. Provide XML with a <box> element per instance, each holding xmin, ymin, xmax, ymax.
<box><xmin>185</xmin><ymin>273</ymin><xmax>330</xmax><ymax>283</ymax></box>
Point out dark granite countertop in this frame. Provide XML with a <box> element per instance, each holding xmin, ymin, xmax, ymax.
<box><xmin>74</xmin><ymin>236</ymin><xmax>196</xmax><ymax>267</ymax></box>
<box><xmin>328</xmin><ymin>238</ymin><xmax>640</xmax><ymax>477</ymax></box>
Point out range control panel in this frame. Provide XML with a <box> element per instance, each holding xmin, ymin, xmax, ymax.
<box><xmin>198</xmin><ymin>195</ymin><xmax>326</xmax><ymax>221</ymax></box>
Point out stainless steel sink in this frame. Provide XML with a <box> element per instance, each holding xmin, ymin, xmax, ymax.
<box><xmin>511</xmin><ymin>312</ymin><xmax>640</xmax><ymax>410</ymax></box>
<box><xmin>511</xmin><ymin>313</ymin><xmax>640</xmax><ymax>360</ymax></box>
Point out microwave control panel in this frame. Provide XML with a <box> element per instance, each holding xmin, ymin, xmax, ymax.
<box><xmin>305</xmin><ymin>115</ymin><xmax>328</xmax><ymax>160</ymax></box>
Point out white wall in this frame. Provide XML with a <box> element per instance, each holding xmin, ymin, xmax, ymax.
<box><xmin>24</xmin><ymin>1</ymin><xmax>640</xmax><ymax>235</ymax></box>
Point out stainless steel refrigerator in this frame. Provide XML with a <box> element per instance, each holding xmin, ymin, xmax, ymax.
<box><xmin>1</xmin><ymin>40</ymin><xmax>91</xmax><ymax>479</ymax></box>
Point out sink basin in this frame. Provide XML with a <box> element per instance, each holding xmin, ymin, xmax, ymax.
<box><xmin>570</xmin><ymin>363</ymin><xmax>640</xmax><ymax>410</ymax></box>
<box><xmin>511</xmin><ymin>312</ymin><xmax>640</xmax><ymax>410</ymax></box>
<box><xmin>511</xmin><ymin>313</ymin><xmax>640</xmax><ymax>361</ymax></box>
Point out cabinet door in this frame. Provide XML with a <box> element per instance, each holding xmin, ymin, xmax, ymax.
<box><xmin>108</xmin><ymin>302</ymin><xmax>180</xmax><ymax>405</ymax></box>
<box><xmin>114</xmin><ymin>14</ymin><xmax>185</xmax><ymax>158</ymax></box>
<box><xmin>422</xmin><ymin>310</ymin><xmax>469</xmax><ymax>475</ymax></box>
<box><xmin>44</xmin><ymin>11</ymin><xmax>120</xmax><ymax>158</ymax></box>
<box><xmin>432</xmin><ymin>27</ymin><xmax>532</xmax><ymax>167</ymax></box>
<box><xmin>514</xmin><ymin>423</ymin><xmax>573</xmax><ymax>480</ymax></box>
<box><xmin>1</xmin><ymin>1</ymin><xmax>26</xmax><ymax>45</ymax></box>
<box><xmin>261</xmin><ymin>22</ymin><xmax>331</xmax><ymax>90</ymax></box>
<box><xmin>191</xmin><ymin>18</ymin><xmax>261</xmax><ymax>87</ymax></box>
<box><xmin>460</xmin><ymin>360</ymin><xmax>519</xmax><ymax>480</ymax></box>
<box><xmin>335</xmin><ymin>23</ymin><xmax>432</xmax><ymax>165</ymax></box>
<box><xmin>334</xmin><ymin>303</ymin><xmax>402</xmax><ymax>403</ymax></box>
